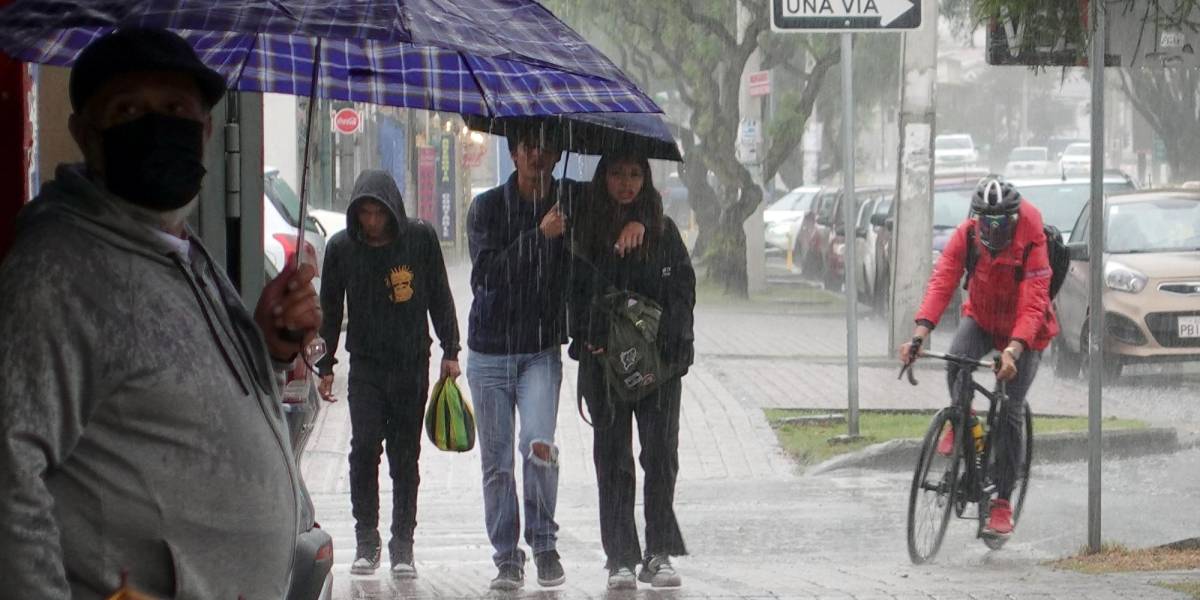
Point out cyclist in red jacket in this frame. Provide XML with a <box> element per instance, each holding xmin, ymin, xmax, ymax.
<box><xmin>898</xmin><ymin>176</ymin><xmax>1059</xmax><ymax>539</ymax></box>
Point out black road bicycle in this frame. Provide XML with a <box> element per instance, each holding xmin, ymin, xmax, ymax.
<box><xmin>900</xmin><ymin>343</ymin><xmax>1034</xmax><ymax>565</ymax></box>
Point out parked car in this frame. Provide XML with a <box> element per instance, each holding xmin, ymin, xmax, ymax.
<box><xmin>1008</xmin><ymin>175</ymin><xmax>1138</xmax><ymax>239</ymax></box>
<box><xmin>264</xmin><ymin>259</ymin><xmax>334</xmax><ymax>600</ymax></box>
<box><xmin>858</xmin><ymin>193</ymin><xmax>893</xmax><ymax>310</ymax></box>
<box><xmin>265</xmin><ymin>168</ymin><xmax>326</xmax><ymax>292</ymax></box>
<box><xmin>764</xmin><ymin>186</ymin><xmax>820</xmax><ymax>252</ymax></box>
<box><xmin>935</xmin><ymin>134</ymin><xmax>979</xmax><ymax>172</ymax></box>
<box><xmin>309</xmin><ymin>209</ymin><xmax>347</xmax><ymax>240</ymax></box>
<box><xmin>793</xmin><ymin>189</ymin><xmax>836</xmax><ymax>276</ymax></box>
<box><xmin>1053</xmin><ymin>190</ymin><xmax>1200</xmax><ymax>381</ymax></box>
<box><xmin>1005</xmin><ymin>146</ymin><xmax>1053</xmax><ymax>178</ymax></box>
<box><xmin>819</xmin><ymin>186</ymin><xmax>887</xmax><ymax>291</ymax></box>
<box><xmin>1058</xmin><ymin>142</ymin><xmax>1092</xmax><ymax>178</ymax></box>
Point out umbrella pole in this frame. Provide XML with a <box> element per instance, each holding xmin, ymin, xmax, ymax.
<box><xmin>294</xmin><ymin>37</ymin><xmax>323</xmax><ymax>270</ymax></box>
<box><xmin>279</xmin><ymin>38</ymin><xmax>324</xmax><ymax>349</ymax></box>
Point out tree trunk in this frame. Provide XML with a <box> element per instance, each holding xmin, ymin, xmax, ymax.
<box><xmin>709</xmin><ymin>205</ymin><xmax>749</xmax><ymax>297</ymax></box>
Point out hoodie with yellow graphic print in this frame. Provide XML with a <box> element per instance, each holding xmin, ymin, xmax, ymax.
<box><xmin>315</xmin><ymin>170</ymin><xmax>460</xmax><ymax>375</ymax></box>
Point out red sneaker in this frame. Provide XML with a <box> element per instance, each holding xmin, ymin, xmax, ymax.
<box><xmin>984</xmin><ymin>499</ymin><xmax>1014</xmax><ymax>537</ymax></box>
<box><xmin>936</xmin><ymin>425</ymin><xmax>955</xmax><ymax>456</ymax></box>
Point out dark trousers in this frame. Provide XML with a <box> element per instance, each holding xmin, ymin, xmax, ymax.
<box><xmin>944</xmin><ymin>317</ymin><xmax>1039</xmax><ymax>500</ymax></box>
<box><xmin>347</xmin><ymin>356</ymin><xmax>430</xmax><ymax>562</ymax></box>
<box><xmin>583</xmin><ymin>360</ymin><xmax>688</xmax><ymax>570</ymax></box>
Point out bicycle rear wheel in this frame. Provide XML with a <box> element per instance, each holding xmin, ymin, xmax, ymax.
<box><xmin>982</xmin><ymin>403</ymin><xmax>1034</xmax><ymax>550</ymax></box>
<box><xmin>907</xmin><ymin>408</ymin><xmax>962</xmax><ymax>564</ymax></box>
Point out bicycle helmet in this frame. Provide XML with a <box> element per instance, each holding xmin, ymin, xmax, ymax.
<box><xmin>971</xmin><ymin>175</ymin><xmax>1022</xmax><ymax>251</ymax></box>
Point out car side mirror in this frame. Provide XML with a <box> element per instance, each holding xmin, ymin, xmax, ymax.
<box><xmin>884</xmin><ymin>219</ymin><xmax>894</xmax><ymax>232</ymax></box>
<box><xmin>855</xmin><ymin>226</ymin><xmax>868</xmax><ymax>238</ymax></box>
<box><xmin>870</xmin><ymin>213</ymin><xmax>886</xmax><ymax>227</ymax></box>
<box><xmin>1068</xmin><ymin>242</ymin><xmax>1089</xmax><ymax>261</ymax></box>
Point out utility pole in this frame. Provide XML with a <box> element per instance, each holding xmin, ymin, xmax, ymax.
<box><xmin>889</xmin><ymin>0</ymin><xmax>938</xmax><ymax>350</ymax></box>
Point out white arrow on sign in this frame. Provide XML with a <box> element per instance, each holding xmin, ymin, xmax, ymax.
<box><xmin>781</xmin><ymin>0</ymin><xmax>915</xmax><ymax>27</ymax></box>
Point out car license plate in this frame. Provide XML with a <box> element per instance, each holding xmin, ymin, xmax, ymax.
<box><xmin>1178</xmin><ymin>316</ymin><xmax>1200</xmax><ymax>338</ymax></box>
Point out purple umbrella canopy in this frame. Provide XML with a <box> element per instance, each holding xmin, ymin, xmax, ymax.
<box><xmin>0</xmin><ymin>0</ymin><xmax>662</xmax><ymax>117</ymax></box>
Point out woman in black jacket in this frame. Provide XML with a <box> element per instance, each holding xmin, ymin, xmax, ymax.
<box><xmin>569</xmin><ymin>154</ymin><xmax>696</xmax><ymax>590</ymax></box>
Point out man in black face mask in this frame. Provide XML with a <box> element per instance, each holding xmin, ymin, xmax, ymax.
<box><xmin>0</xmin><ymin>28</ymin><xmax>321</xmax><ymax>598</ymax></box>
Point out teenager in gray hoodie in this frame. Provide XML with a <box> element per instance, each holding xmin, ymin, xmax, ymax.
<box><xmin>0</xmin><ymin>29</ymin><xmax>321</xmax><ymax>599</ymax></box>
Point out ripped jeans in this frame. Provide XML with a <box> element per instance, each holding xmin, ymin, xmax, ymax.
<box><xmin>467</xmin><ymin>348</ymin><xmax>563</xmax><ymax>568</ymax></box>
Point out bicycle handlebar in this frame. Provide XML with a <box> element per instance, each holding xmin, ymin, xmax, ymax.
<box><xmin>897</xmin><ymin>344</ymin><xmax>998</xmax><ymax>386</ymax></box>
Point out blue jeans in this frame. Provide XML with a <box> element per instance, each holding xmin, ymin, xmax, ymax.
<box><xmin>467</xmin><ymin>348</ymin><xmax>563</xmax><ymax>568</ymax></box>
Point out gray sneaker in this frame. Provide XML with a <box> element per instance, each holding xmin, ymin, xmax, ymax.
<box><xmin>607</xmin><ymin>566</ymin><xmax>637</xmax><ymax>590</ymax></box>
<box><xmin>390</xmin><ymin>561</ymin><xmax>417</xmax><ymax>580</ymax></box>
<box><xmin>490</xmin><ymin>563</ymin><xmax>524</xmax><ymax>591</ymax></box>
<box><xmin>350</xmin><ymin>544</ymin><xmax>381</xmax><ymax>575</ymax></box>
<box><xmin>638</xmin><ymin>555</ymin><xmax>681</xmax><ymax>588</ymax></box>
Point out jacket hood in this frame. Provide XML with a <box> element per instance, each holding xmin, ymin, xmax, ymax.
<box><xmin>18</xmin><ymin>164</ymin><xmax>190</xmax><ymax>265</ymax></box>
<box><xmin>346</xmin><ymin>169</ymin><xmax>407</xmax><ymax>243</ymax></box>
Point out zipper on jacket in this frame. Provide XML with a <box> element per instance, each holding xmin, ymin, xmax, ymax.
<box><xmin>172</xmin><ymin>255</ymin><xmax>251</xmax><ymax>396</ymax></box>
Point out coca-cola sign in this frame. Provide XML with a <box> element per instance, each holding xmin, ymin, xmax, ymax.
<box><xmin>333</xmin><ymin>108</ymin><xmax>361</xmax><ymax>134</ymax></box>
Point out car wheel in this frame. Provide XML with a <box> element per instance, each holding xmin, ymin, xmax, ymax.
<box><xmin>1052</xmin><ymin>337</ymin><xmax>1081</xmax><ymax>379</ymax></box>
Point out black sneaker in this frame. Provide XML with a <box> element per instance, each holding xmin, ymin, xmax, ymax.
<box><xmin>638</xmin><ymin>555</ymin><xmax>681</xmax><ymax>588</ymax></box>
<box><xmin>489</xmin><ymin>563</ymin><xmax>524</xmax><ymax>591</ymax></box>
<box><xmin>534</xmin><ymin>550</ymin><xmax>566</xmax><ymax>587</ymax></box>
<box><xmin>350</xmin><ymin>544</ymin><xmax>381</xmax><ymax>575</ymax></box>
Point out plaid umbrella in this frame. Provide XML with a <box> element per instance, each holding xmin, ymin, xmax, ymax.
<box><xmin>0</xmin><ymin>0</ymin><xmax>661</xmax><ymax>117</ymax></box>
<box><xmin>465</xmin><ymin>112</ymin><xmax>683</xmax><ymax>162</ymax></box>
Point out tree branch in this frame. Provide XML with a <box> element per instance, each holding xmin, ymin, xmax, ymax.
<box><xmin>675</xmin><ymin>0</ymin><xmax>738</xmax><ymax>48</ymax></box>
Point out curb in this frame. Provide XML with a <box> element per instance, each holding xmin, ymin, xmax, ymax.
<box><xmin>807</xmin><ymin>427</ymin><xmax>1183</xmax><ymax>475</ymax></box>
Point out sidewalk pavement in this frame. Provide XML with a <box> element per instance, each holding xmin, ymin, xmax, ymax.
<box><xmin>300</xmin><ymin>262</ymin><xmax>1197</xmax><ymax>598</ymax></box>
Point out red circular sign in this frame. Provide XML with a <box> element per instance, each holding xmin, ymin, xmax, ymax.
<box><xmin>333</xmin><ymin>108</ymin><xmax>361</xmax><ymax>134</ymax></box>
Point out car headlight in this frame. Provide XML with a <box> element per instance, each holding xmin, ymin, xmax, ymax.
<box><xmin>1105</xmin><ymin>261</ymin><xmax>1148</xmax><ymax>293</ymax></box>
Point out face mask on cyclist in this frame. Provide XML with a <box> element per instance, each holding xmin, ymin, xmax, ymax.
<box><xmin>976</xmin><ymin>213</ymin><xmax>1019</xmax><ymax>252</ymax></box>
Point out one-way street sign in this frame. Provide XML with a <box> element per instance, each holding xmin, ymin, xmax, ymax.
<box><xmin>772</xmin><ymin>0</ymin><xmax>920</xmax><ymax>32</ymax></box>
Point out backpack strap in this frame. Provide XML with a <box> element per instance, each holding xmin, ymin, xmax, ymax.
<box><xmin>1016</xmin><ymin>241</ymin><xmax>1034</xmax><ymax>282</ymax></box>
<box><xmin>962</xmin><ymin>226</ymin><xmax>978</xmax><ymax>291</ymax></box>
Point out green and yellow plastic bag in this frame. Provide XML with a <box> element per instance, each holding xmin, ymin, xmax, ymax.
<box><xmin>425</xmin><ymin>376</ymin><xmax>475</xmax><ymax>452</ymax></box>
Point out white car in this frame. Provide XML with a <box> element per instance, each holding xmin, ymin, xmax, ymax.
<box><xmin>264</xmin><ymin>168</ymin><xmax>325</xmax><ymax>293</ymax></box>
<box><xmin>764</xmin><ymin>186</ymin><xmax>820</xmax><ymax>252</ymax></box>
<box><xmin>934</xmin><ymin>134</ymin><xmax>979</xmax><ymax>172</ymax></box>
<box><xmin>1006</xmin><ymin>175</ymin><xmax>1138</xmax><ymax>238</ymax></box>
<box><xmin>1005</xmin><ymin>146</ymin><xmax>1053</xmax><ymax>177</ymax></box>
<box><xmin>1058</xmin><ymin>142</ymin><xmax>1092</xmax><ymax>178</ymax></box>
<box><xmin>309</xmin><ymin>209</ymin><xmax>347</xmax><ymax>239</ymax></box>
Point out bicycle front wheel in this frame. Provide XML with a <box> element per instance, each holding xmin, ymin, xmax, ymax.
<box><xmin>907</xmin><ymin>408</ymin><xmax>962</xmax><ymax>564</ymax></box>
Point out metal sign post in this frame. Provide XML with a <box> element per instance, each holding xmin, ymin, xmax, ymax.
<box><xmin>1087</xmin><ymin>0</ymin><xmax>1106</xmax><ymax>555</ymax></box>
<box><xmin>841</xmin><ymin>32</ymin><xmax>860</xmax><ymax>437</ymax></box>
<box><xmin>772</xmin><ymin>0</ymin><xmax>920</xmax><ymax>437</ymax></box>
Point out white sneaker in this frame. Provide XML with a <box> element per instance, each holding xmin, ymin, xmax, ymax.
<box><xmin>390</xmin><ymin>561</ymin><xmax>418</xmax><ymax>580</ymax></box>
<box><xmin>638</xmin><ymin>555</ymin><xmax>681</xmax><ymax>588</ymax></box>
<box><xmin>349</xmin><ymin>545</ymin><xmax>381</xmax><ymax>575</ymax></box>
<box><xmin>607</xmin><ymin>566</ymin><xmax>637</xmax><ymax>590</ymax></box>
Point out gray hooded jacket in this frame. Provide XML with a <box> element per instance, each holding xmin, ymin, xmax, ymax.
<box><xmin>0</xmin><ymin>165</ymin><xmax>301</xmax><ymax>598</ymax></box>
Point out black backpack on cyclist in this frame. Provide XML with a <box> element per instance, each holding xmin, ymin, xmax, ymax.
<box><xmin>963</xmin><ymin>224</ymin><xmax>1070</xmax><ymax>299</ymax></box>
